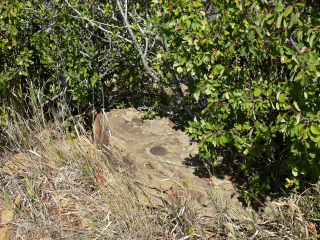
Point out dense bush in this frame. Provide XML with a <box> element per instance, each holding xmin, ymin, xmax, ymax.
<box><xmin>0</xmin><ymin>0</ymin><xmax>156</xmax><ymax>117</ymax></box>
<box><xmin>155</xmin><ymin>0</ymin><xmax>320</xmax><ymax>202</ymax></box>
<box><xmin>0</xmin><ymin>1</ymin><xmax>34</xmax><ymax>92</ymax></box>
<box><xmin>1</xmin><ymin>0</ymin><xmax>319</xmax><ymax>203</ymax></box>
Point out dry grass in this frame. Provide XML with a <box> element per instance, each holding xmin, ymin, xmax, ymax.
<box><xmin>0</xmin><ymin>113</ymin><xmax>211</xmax><ymax>239</ymax></box>
<box><xmin>0</xmin><ymin>107</ymin><xmax>319</xmax><ymax>239</ymax></box>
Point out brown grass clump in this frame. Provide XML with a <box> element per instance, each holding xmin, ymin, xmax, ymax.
<box><xmin>0</xmin><ymin>114</ymin><xmax>211</xmax><ymax>239</ymax></box>
<box><xmin>0</xmin><ymin>110</ymin><xmax>319</xmax><ymax>239</ymax></box>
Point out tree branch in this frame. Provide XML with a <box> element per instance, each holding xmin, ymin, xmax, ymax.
<box><xmin>64</xmin><ymin>0</ymin><xmax>132</xmax><ymax>44</ymax></box>
<box><xmin>115</xmin><ymin>0</ymin><xmax>160</xmax><ymax>83</ymax></box>
<box><xmin>290</xmin><ymin>35</ymin><xmax>301</xmax><ymax>54</ymax></box>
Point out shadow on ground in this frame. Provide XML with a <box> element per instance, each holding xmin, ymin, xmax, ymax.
<box><xmin>182</xmin><ymin>152</ymin><xmax>264</xmax><ymax>209</ymax></box>
<box><xmin>183</xmin><ymin>152</ymin><xmax>245</xmax><ymax>183</ymax></box>
<box><xmin>182</xmin><ymin>150</ymin><xmax>289</xmax><ymax>210</ymax></box>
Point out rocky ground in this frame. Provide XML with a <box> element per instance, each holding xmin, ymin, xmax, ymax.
<box><xmin>94</xmin><ymin>108</ymin><xmax>246</xmax><ymax>220</ymax></box>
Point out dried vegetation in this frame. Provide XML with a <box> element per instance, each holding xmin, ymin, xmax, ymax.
<box><xmin>0</xmin><ymin>109</ymin><xmax>319</xmax><ymax>239</ymax></box>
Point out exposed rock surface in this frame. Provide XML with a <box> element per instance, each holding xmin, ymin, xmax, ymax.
<box><xmin>94</xmin><ymin>108</ymin><xmax>246</xmax><ymax>219</ymax></box>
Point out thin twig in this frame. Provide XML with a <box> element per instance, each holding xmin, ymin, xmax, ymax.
<box><xmin>290</xmin><ymin>35</ymin><xmax>301</xmax><ymax>54</ymax></box>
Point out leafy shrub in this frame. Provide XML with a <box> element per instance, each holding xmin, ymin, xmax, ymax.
<box><xmin>0</xmin><ymin>0</ymin><xmax>155</xmax><ymax>117</ymax></box>
<box><xmin>155</xmin><ymin>0</ymin><xmax>320</xmax><ymax>202</ymax></box>
<box><xmin>0</xmin><ymin>1</ymin><xmax>35</xmax><ymax>91</ymax></box>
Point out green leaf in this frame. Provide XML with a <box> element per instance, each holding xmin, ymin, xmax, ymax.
<box><xmin>19</xmin><ymin>71</ymin><xmax>28</xmax><ymax>76</ymax></box>
<box><xmin>240</xmin><ymin>47</ymin><xmax>246</xmax><ymax>56</ymax></box>
<box><xmin>177</xmin><ymin>67</ymin><xmax>183</xmax><ymax>73</ymax></box>
<box><xmin>194</xmin><ymin>89</ymin><xmax>200</xmax><ymax>101</ymax></box>
<box><xmin>204</xmin><ymin>87</ymin><xmax>211</xmax><ymax>95</ymax></box>
<box><xmin>186</xmin><ymin>19</ymin><xmax>191</xmax><ymax>28</ymax></box>
<box><xmin>309</xmin><ymin>153</ymin><xmax>316</xmax><ymax>159</ymax></box>
<box><xmin>289</xmin><ymin>13</ymin><xmax>297</xmax><ymax>28</ymax></box>
<box><xmin>276</xmin><ymin>13</ymin><xmax>283</xmax><ymax>27</ymax></box>
<box><xmin>191</xmin><ymin>22</ymin><xmax>198</xmax><ymax>30</ymax></box>
<box><xmin>278</xmin><ymin>93</ymin><xmax>285</xmax><ymax>103</ymax></box>
<box><xmin>253</xmin><ymin>88</ymin><xmax>262</xmax><ymax>97</ymax></box>
<box><xmin>283</xmin><ymin>6</ymin><xmax>293</xmax><ymax>17</ymax></box>
<box><xmin>309</xmin><ymin>34</ymin><xmax>316</xmax><ymax>48</ymax></box>
<box><xmin>292</xmin><ymin>167</ymin><xmax>299</xmax><ymax>177</ymax></box>
<box><xmin>293</xmin><ymin>101</ymin><xmax>301</xmax><ymax>111</ymax></box>
<box><xmin>312</xmin><ymin>136</ymin><xmax>320</xmax><ymax>143</ymax></box>
<box><xmin>220</xmin><ymin>135</ymin><xmax>229</xmax><ymax>144</ymax></box>
<box><xmin>266</xmin><ymin>15</ymin><xmax>275</xmax><ymax>25</ymax></box>
<box><xmin>310</xmin><ymin>125</ymin><xmax>320</xmax><ymax>135</ymax></box>
<box><xmin>274</xmin><ymin>5</ymin><xmax>284</xmax><ymax>12</ymax></box>
<box><xmin>264</xmin><ymin>14</ymin><xmax>273</xmax><ymax>23</ymax></box>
